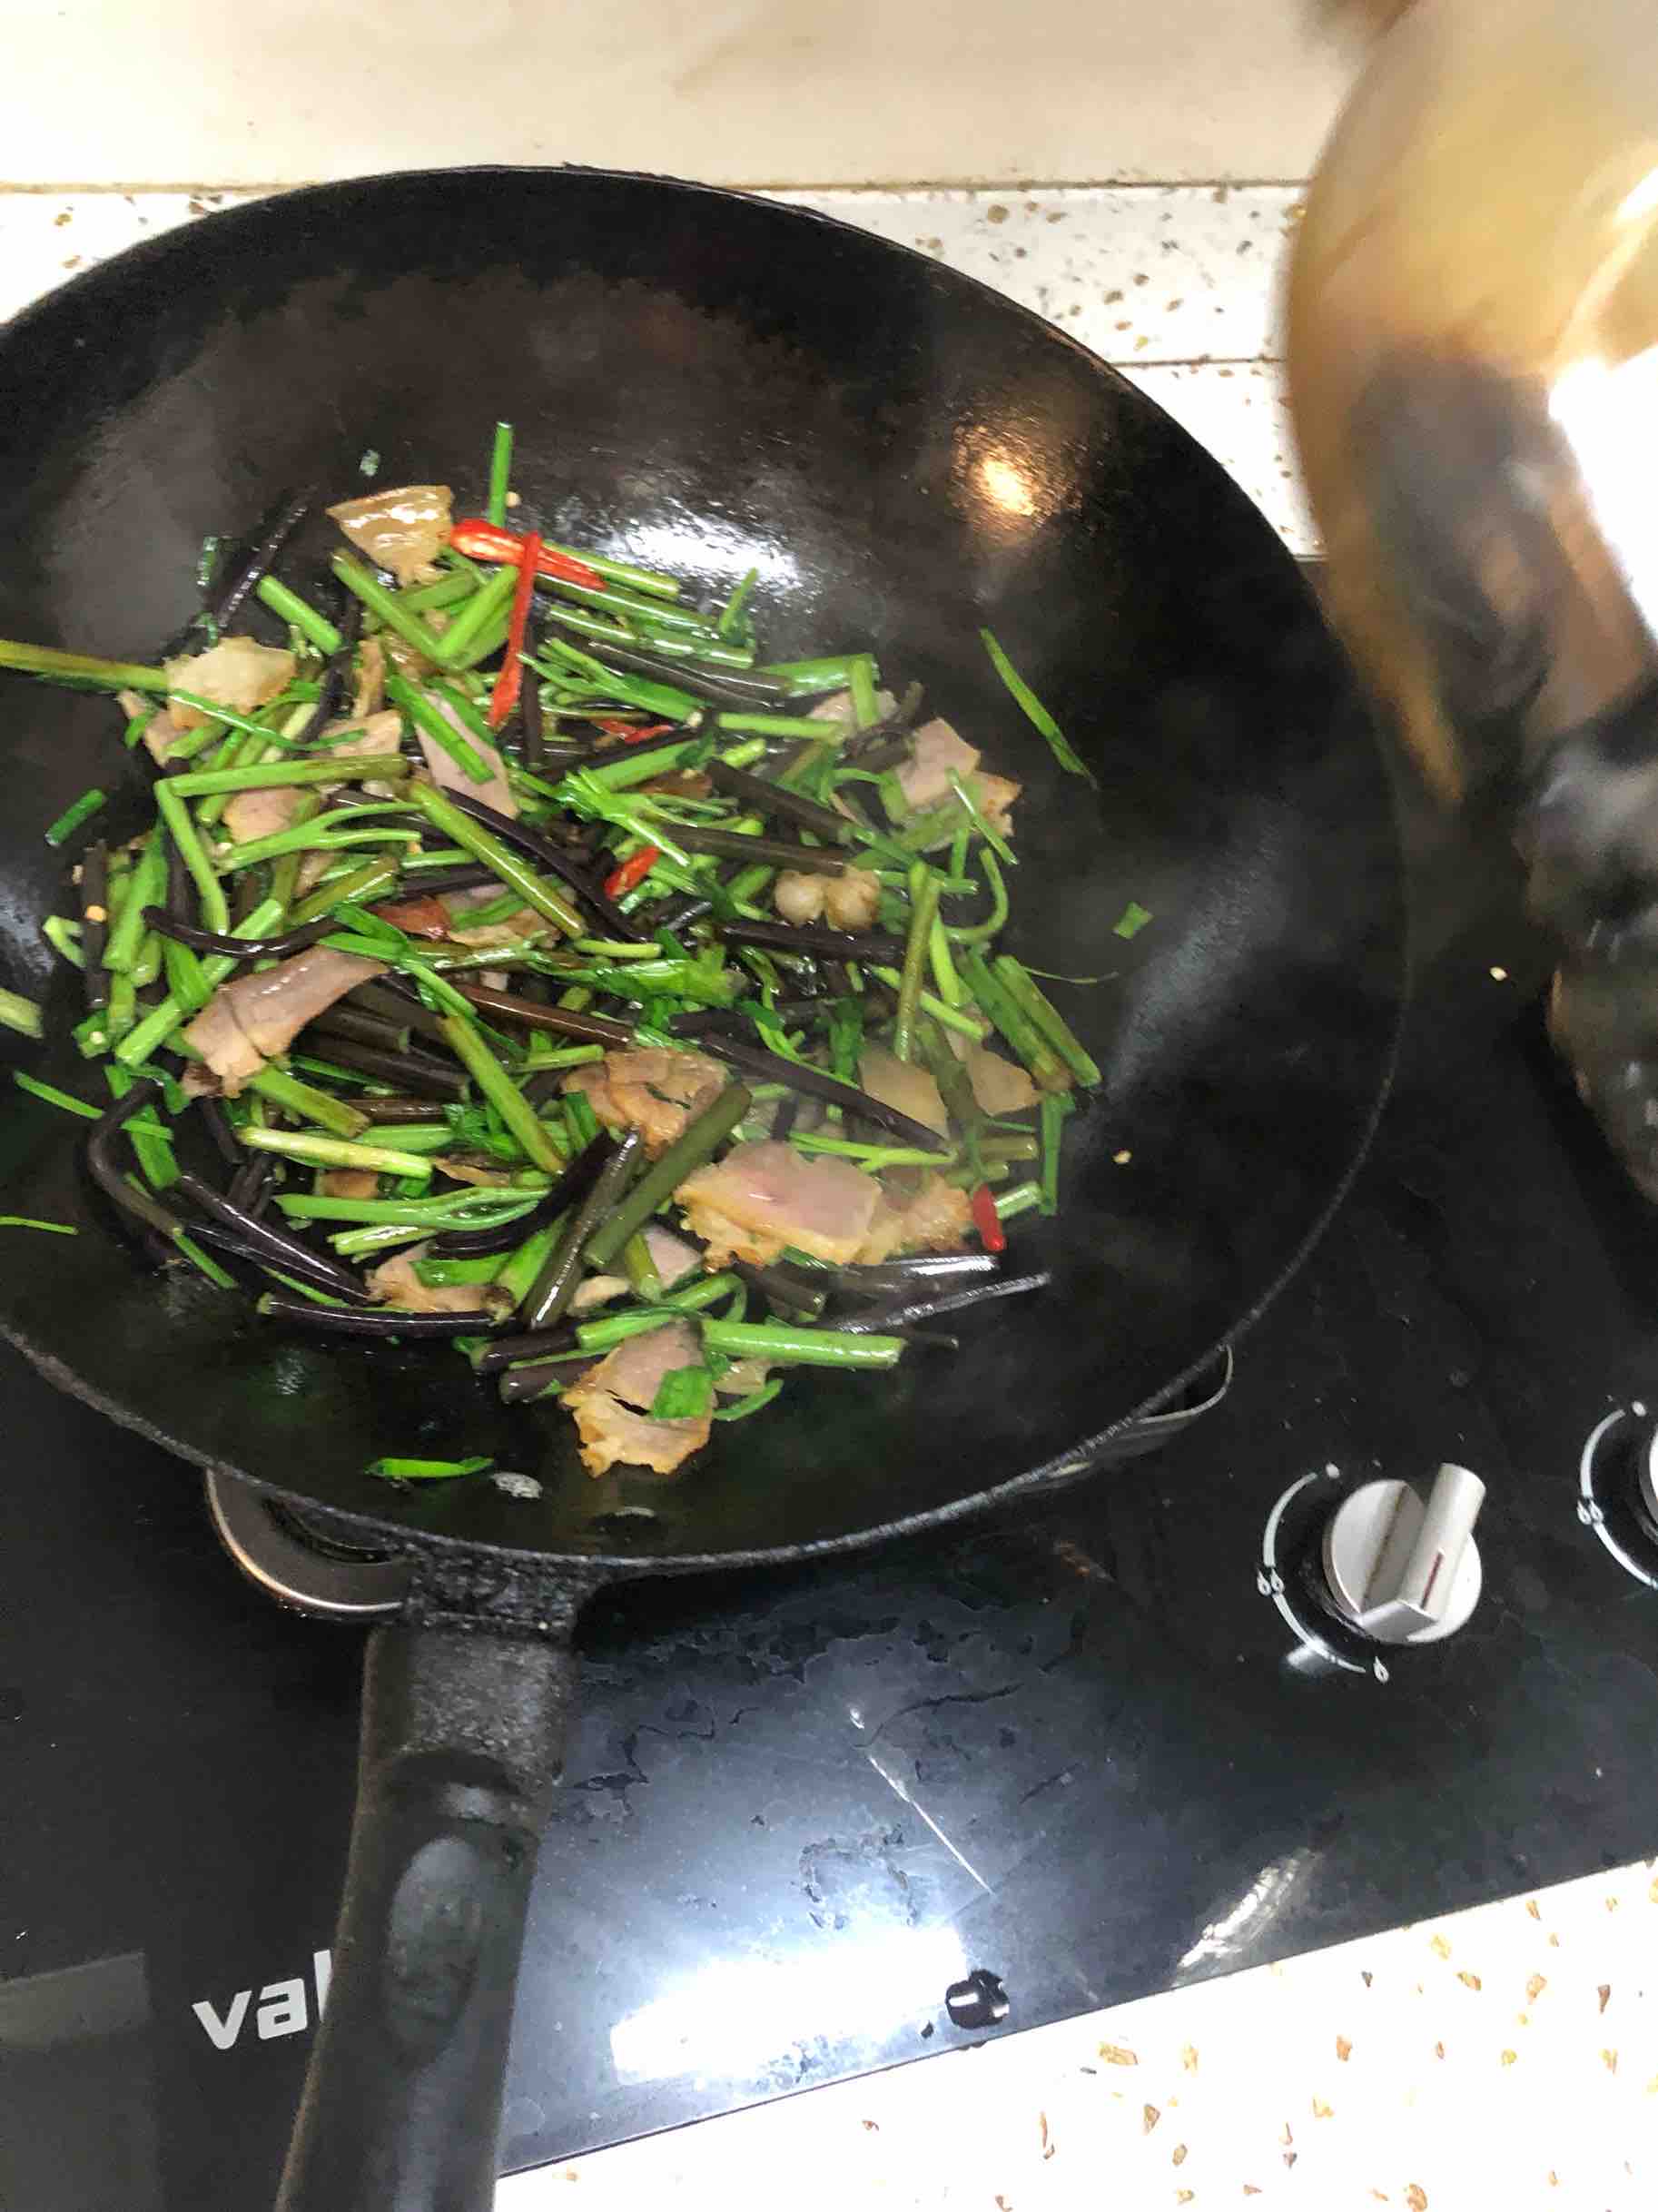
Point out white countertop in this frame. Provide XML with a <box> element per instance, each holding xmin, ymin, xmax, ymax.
<box><xmin>2</xmin><ymin>176</ymin><xmax>1653</xmax><ymax>2212</ymax></box>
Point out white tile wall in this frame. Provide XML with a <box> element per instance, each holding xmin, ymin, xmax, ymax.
<box><xmin>0</xmin><ymin>0</ymin><xmax>1354</xmax><ymax>190</ymax></box>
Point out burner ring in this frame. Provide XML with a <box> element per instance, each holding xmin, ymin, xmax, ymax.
<box><xmin>205</xmin><ymin>1471</ymin><xmax>410</xmax><ymax>1619</ymax></box>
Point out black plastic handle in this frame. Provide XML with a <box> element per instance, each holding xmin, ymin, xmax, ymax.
<box><xmin>274</xmin><ymin>1620</ymin><xmax>577</xmax><ymax>2212</ymax></box>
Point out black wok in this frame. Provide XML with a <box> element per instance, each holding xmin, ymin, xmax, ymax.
<box><xmin>0</xmin><ymin>170</ymin><xmax>1402</xmax><ymax>2208</ymax></box>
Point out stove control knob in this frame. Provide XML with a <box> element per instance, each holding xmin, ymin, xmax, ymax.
<box><xmin>1320</xmin><ymin>1465</ymin><xmax>1485</xmax><ymax>1644</ymax></box>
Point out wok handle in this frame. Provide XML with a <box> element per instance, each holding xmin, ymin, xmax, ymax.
<box><xmin>274</xmin><ymin>1619</ymin><xmax>577</xmax><ymax>2212</ymax></box>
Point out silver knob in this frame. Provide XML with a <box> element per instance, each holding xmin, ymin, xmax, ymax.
<box><xmin>1321</xmin><ymin>1465</ymin><xmax>1485</xmax><ymax>1645</ymax></box>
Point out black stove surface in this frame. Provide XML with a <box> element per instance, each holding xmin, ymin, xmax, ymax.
<box><xmin>5</xmin><ymin>779</ymin><xmax>1658</xmax><ymax>2211</ymax></box>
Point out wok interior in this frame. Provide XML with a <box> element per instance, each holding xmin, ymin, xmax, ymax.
<box><xmin>0</xmin><ymin>171</ymin><xmax>1403</xmax><ymax>1564</ymax></box>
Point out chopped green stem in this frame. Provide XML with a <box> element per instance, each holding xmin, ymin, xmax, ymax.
<box><xmin>104</xmin><ymin>833</ymin><xmax>167</xmax><ymax>974</ymax></box>
<box><xmin>0</xmin><ymin>987</ymin><xmax>44</xmax><ymax>1038</ymax></box>
<box><xmin>715</xmin><ymin>714</ymin><xmax>841</xmax><ymax>739</ymax></box>
<box><xmin>14</xmin><ymin>1070</ymin><xmax>101</xmax><ymax>1117</ymax></box>
<box><xmin>0</xmin><ymin>1213</ymin><xmax>77</xmax><ymax>1234</ymax></box>
<box><xmin>990</xmin><ymin>955</ymin><xmax>1102</xmax><ymax>1085</ymax></box>
<box><xmin>979</xmin><ymin>627</ymin><xmax>1093</xmax><ymax>781</ymax></box>
<box><xmin>384</xmin><ymin>672</ymin><xmax>492</xmax><ymax>783</ymax></box>
<box><xmin>752</xmin><ymin>656</ymin><xmax>856</xmax><ymax>693</ymax></box>
<box><xmin>256</xmin><ymin>575</ymin><xmax>341</xmax><ymax>656</ymax></box>
<box><xmin>716</xmin><ymin>566</ymin><xmax>758</xmax><ymax>640</ymax></box>
<box><xmin>700</xmin><ymin>1318</ymin><xmax>903</xmax><ymax>1369</ymax></box>
<box><xmin>217</xmin><ymin>813</ymin><xmax>419</xmax><ymax>876</ymax></box>
<box><xmin>43</xmin><ymin>914</ymin><xmax>85</xmax><ymax>967</ymax></box>
<box><xmin>583</xmin><ymin>1083</ymin><xmax>753</xmax><ymax>1271</ymax></box>
<box><xmin>369</xmin><ymin>1455</ymin><xmax>492</xmax><ymax>1481</ymax></box>
<box><xmin>290</xmin><ymin>856</ymin><xmax>402</xmax><ymax>923</ymax></box>
<box><xmin>165</xmin><ymin>755</ymin><xmax>412</xmax><ymax>798</ymax></box>
<box><xmin>280</xmin><ymin>1189</ymin><xmax>538</xmax><ymax>1226</ymax></box>
<box><xmin>437</xmin><ymin>1013</ymin><xmax>566</xmax><ymax>1173</ymax></box>
<box><xmin>622</xmin><ymin>1229</ymin><xmax>665</xmax><ymax>1300</ymax></box>
<box><xmin>0</xmin><ymin>638</ymin><xmax>170</xmax><ymax>691</ymax></box>
<box><xmin>493</xmin><ymin>1215</ymin><xmax>567</xmax><ymax>1307</ymax></box>
<box><xmin>945</xmin><ymin>769</ymin><xmax>1016</xmax><ymax>866</ymax></box>
<box><xmin>44</xmin><ymin>786</ymin><xmax>106</xmax><ymax>847</ymax></box>
<box><xmin>789</xmin><ymin>1132</ymin><xmax>953</xmax><ymax>1169</ymax></box>
<box><xmin>545</xmin><ymin>541</ymin><xmax>680</xmax><ymax>599</ymax></box>
<box><xmin>994</xmin><ymin>1179</ymin><xmax>1042</xmax><ymax>1222</ymax></box>
<box><xmin>155</xmin><ymin>782</ymin><xmax>230</xmax><ymax>934</ymax></box>
<box><xmin>942</xmin><ymin>848</ymin><xmax>1010</xmax><ymax>943</ymax></box>
<box><xmin>712</xmin><ymin>1378</ymin><xmax>784</xmax><ymax>1420</ymax></box>
<box><xmin>893</xmin><ymin>865</ymin><xmax>942</xmax><ymax>1062</ymax></box>
<box><xmin>848</xmin><ymin>655</ymin><xmax>880</xmax><ymax>729</ymax></box>
<box><xmin>408</xmin><ymin>782</ymin><xmax>584</xmax><ymax>936</ymax></box>
<box><xmin>239</xmin><ymin>1127</ymin><xmax>431</xmax><ymax>1177</ymax></box>
<box><xmin>431</xmin><ymin>566</ymin><xmax>516</xmax><ymax>669</ymax></box>
<box><xmin>927</xmin><ymin>914</ymin><xmax>963</xmax><ymax>1006</ymax></box>
<box><xmin>1039</xmin><ymin>1093</ymin><xmax>1070</xmax><ymax>1215</ymax></box>
<box><xmin>246</xmin><ymin>1064</ymin><xmax>372</xmax><ymax>1138</ymax></box>
<box><xmin>487</xmin><ymin>420</ymin><xmax>514</xmax><ymax>527</ymax></box>
<box><xmin>958</xmin><ymin>950</ymin><xmax>1071</xmax><ymax>1092</ymax></box>
<box><xmin>333</xmin><ymin>555</ymin><xmax>449</xmax><ymax>663</ymax></box>
<box><xmin>401</xmin><ymin>570</ymin><xmax>479</xmax><ymax>615</ymax></box>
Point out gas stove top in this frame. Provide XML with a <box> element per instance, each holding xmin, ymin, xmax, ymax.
<box><xmin>5</xmin><ymin>762</ymin><xmax>1658</xmax><ymax>2212</ymax></box>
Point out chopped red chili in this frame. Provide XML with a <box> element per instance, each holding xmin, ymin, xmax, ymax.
<box><xmin>603</xmin><ymin>845</ymin><xmax>662</xmax><ymax>900</ymax></box>
<box><xmin>488</xmin><ymin>530</ymin><xmax>542</xmax><ymax>730</ymax></box>
<box><xmin>594</xmin><ymin>717</ymin><xmax>676</xmax><ymax>745</ymax></box>
<box><xmin>449</xmin><ymin>518</ymin><xmax>606</xmax><ymax>591</ymax></box>
<box><xmin>970</xmin><ymin>1182</ymin><xmax>1006</xmax><ymax>1254</ymax></box>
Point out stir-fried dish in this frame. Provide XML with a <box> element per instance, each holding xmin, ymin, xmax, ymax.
<box><xmin>0</xmin><ymin>428</ymin><xmax>1111</xmax><ymax>1484</ymax></box>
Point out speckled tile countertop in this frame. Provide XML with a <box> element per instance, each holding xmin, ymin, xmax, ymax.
<box><xmin>3</xmin><ymin>180</ymin><xmax>1652</xmax><ymax>2212</ymax></box>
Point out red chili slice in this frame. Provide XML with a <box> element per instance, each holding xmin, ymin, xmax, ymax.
<box><xmin>970</xmin><ymin>1181</ymin><xmax>1007</xmax><ymax>1254</ymax></box>
<box><xmin>488</xmin><ymin>530</ymin><xmax>542</xmax><ymax>730</ymax></box>
<box><xmin>449</xmin><ymin>518</ymin><xmax>607</xmax><ymax>592</ymax></box>
<box><xmin>603</xmin><ymin>845</ymin><xmax>662</xmax><ymax>900</ymax></box>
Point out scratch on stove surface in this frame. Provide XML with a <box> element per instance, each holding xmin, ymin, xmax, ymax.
<box><xmin>864</xmin><ymin>1683</ymin><xmax>1021</xmax><ymax>1743</ymax></box>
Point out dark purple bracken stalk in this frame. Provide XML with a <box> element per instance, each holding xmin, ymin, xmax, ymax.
<box><xmin>197</xmin><ymin>1094</ymin><xmax>242</xmax><ymax>1169</ymax></box>
<box><xmin>519</xmin><ymin>1129</ymin><xmax>642</xmax><ymax>1333</ymax></box>
<box><xmin>713</xmin><ymin>917</ymin><xmax>908</xmax><ymax>964</ymax></box>
<box><xmin>404</xmin><ymin>864</ymin><xmax>505</xmax><ymax>898</ymax></box>
<box><xmin>306</xmin><ymin>1036</ymin><xmax>469</xmax><ymax>1100</ymax></box>
<box><xmin>85</xmin><ymin>1082</ymin><xmax>187</xmax><ymax>1246</ymax></box>
<box><xmin>79</xmin><ymin>839</ymin><xmax>109</xmax><ymax>1011</ymax></box>
<box><xmin>427</xmin><ymin>1133</ymin><xmax>611</xmax><ymax>1258</ymax></box>
<box><xmin>183</xmin><ymin>1216</ymin><xmax>369</xmax><ymax>1301</ymax></box>
<box><xmin>175</xmin><ymin>1170</ymin><xmax>374</xmax><ymax>1300</ymax></box>
<box><xmin>825</xmin><ymin>1270</ymin><xmax>1051</xmax><ymax>1334</ymax></box>
<box><xmin>810</xmin><ymin>1249</ymin><xmax>999</xmax><ymax>1293</ymax></box>
<box><xmin>843</xmin><ymin>735</ymin><xmax>912</xmax><ymax>775</ymax></box>
<box><xmin>351</xmin><ymin>1096</ymin><xmax>451</xmax><ymax>1125</ymax></box>
<box><xmin>210</xmin><ymin>486</ymin><xmax>317</xmax><ymax>633</ymax></box>
<box><xmin>165</xmin><ymin>836</ymin><xmax>195</xmax><ymax>925</ymax></box>
<box><xmin>675</xmin><ymin>825</ymin><xmax>845</xmax><ymax>874</ymax></box>
<box><xmin>843</xmin><ymin>679</ymin><xmax>924</xmax><ymax>760</ymax></box>
<box><xmin>651</xmin><ymin>894</ymin><xmax>715</xmax><ymax>933</ymax></box>
<box><xmin>225</xmin><ymin>1151</ymin><xmax>279</xmax><ymax>1215</ymax></box>
<box><xmin>144</xmin><ymin>908</ymin><xmax>340</xmax><ymax>961</ymax></box>
<box><xmin>256</xmin><ymin>1294</ymin><xmax>505</xmax><ymax>1336</ymax></box>
<box><xmin>732</xmin><ymin>1259</ymin><xmax>826</xmax><ymax>1318</ymax></box>
<box><xmin>348</xmin><ymin>978</ymin><xmax>451</xmax><ymax>1045</ymax></box>
<box><xmin>309</xmin><ymin>1005</ymin><xmax>412</xmax><ymax>1054</ymax></box>
<box><xmin>497</xmin><ymin>1355</ymin><xmax>598</xmax><ymax>1405</ymax></box>
<box><xmin>683</xmin><ymin>1031</ymin><xmax>950</xmax><ymax>1153</ymax></box>
<box><xmin>470</xmin><ymin>1323</ymin><xmax>579</xmax><ymax>1374</ymax></box>
<box><xmin>442</xmin><ymin>789</ymin><xmax>650</xmax><ymax>942</ymax></box>
<box><xmin>571</xmin><ymin>633</ymin><xmax>790</xmax><ymax>707</ymax></box>
<box><xmin>704</xmin><ymin>759</ymin><xmax>851</xmax><ymax>843</ymax></box>
<box><xmin>291</xmin><ymin>597</ymin><xmax>361</xmax><ymax>746</ymax></box>
<box><xmin>450</xmin><ymin>980</ymin><xmax>635</xmax><ymax>1046</ymax></box>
